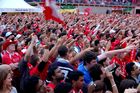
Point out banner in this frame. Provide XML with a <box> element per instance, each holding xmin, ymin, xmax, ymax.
<box><xmin>59</xmin><ymin>9</ymin><xmax>77</xmax><ymax>13</ymax></box>
<box><xmin>61</xmin><ymin>4</ymin><xmax>76</xmax><ymax>9</ymax></box>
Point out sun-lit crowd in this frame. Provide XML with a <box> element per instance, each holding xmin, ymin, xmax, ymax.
<box><xmin>0</xmin><ymin>12</ymin><xmax>140</xmax><ymax>93</ymax></box>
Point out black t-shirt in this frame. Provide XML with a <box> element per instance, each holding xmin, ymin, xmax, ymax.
<box><xmin>51</xmin><ymin>61</ymin><xmax>74</xmax><ymax>78</ymax></box>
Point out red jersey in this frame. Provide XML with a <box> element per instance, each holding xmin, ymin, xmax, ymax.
<box><xmin>47</xmin><ymin>83</ymin><xmax>56</xmax><ymax>89</ymax></box>
<box><xmin>2</xmin><ymin>51</ymin><xmax>22</xmax><ymax>64</ymax></box>
<box><xmin>111</xmin><ymin>56</ymin><xmax>126</xmax><ymax>78</ymax></box>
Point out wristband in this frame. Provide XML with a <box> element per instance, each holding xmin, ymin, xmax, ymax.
<box><xmin>112</xmin><ymin>84</ymin><xmax>116</xmax><ymax>88</ymax></box>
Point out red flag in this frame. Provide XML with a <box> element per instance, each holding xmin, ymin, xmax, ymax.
<box><xmin>43</xmin><ymin>0</ymin><xmax>65</xmax><ymax>25</ymax></box>
<box><xmin>84</xmin><ymin>7</ymin><xmax>92</xmax><ymax>16</ymax></box>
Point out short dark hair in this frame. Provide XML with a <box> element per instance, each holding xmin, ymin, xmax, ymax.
<box><xmin>89</xmin><ymin>64</ymin><xmax>103</xmax><ymax>81</ymax></box>
<box><xmin>111</xmin><ymin>37</ymin><xmax>116</xmax><ymax>43</ymax></box>
<box><xmin>124</xmin><ymin>31</ymin><xmax>128</xmax><ymax>37</ymax></box>
<box><xmin>98</xmin><ymin>58</ymin><xmax>107</xmax><ymax>66</ymax></box>
<box><xmin>99</xmin><ymin>33</ymin><xmax>104</xmax><ymax>38</ymax></box>
<box><xmin>27</xmin><ymin>24</ymin><xmax>31</xmax><ymax>29</ymax></box>
<box><xmin>30</xmin><ymin>55</ymin><xmax>39</xmax><ymax>67</ymax></box>
<box><xmin>49</xmin><ymin>44</ymin><xmax>54</xmax><ymax>50</ymax></box>
<box><xmin>58</xmin><ymin>32</ymin><xmax>67</xmax><ymax>38</ymax></box>
<box><xmin>83</xmin><ymin>51</ymin><xmax>97</xmax><ymax>65</ymax></box>
<box><xmin>119</xmin><ymin>79</ymin><xmax>138</xmax><ymax>93</ymax></box>
<box><xmin>47</xmin><ymin>64</ymin><xmax>58</xmax><ymax>81</ymax></box>
<box><xmin>23</xmin><ymin>76</ymin><xmax>39</xmax><ymax>93</ymax></box>
<box><xmin>66</xmin><ymin>71</ymin><xmax>84</xmax><ymax>83</ymax></box>
<box><xmin>94</xmin><ymin>40</ymin><xmax>99</xmax><ymax>46</ymax></box>
<box><xmin>125</xmin><ymin>62</ymin><xmax>135</xmax><ymax>76</ymax></box>
<box><xmin>112</xmin><ymin>63</ymin><xmax>120</xmax><ymax>73</ymax></box>
<box><xmin>58</xmin><ymin>45</ymin><xmax>68</xmax><ymax>57</ymax></box>
<box><xmin>54</xmin><ymin>82</ymin><xmax>72</xmax><ymax>93</ymax></box>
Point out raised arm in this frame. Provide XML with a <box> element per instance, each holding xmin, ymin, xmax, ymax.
<box><xmin>41</xmin><ymin>49</ymin><xmax>50</xmax><ymax>62</ymax></box>
<box><xmin>120</xmin><ymin>36</ymin><xmax>132</xmax><ymax>44</ymax></box>
<box><xmin>24</xmin><ymin>35</ymin><xmax>37</xmax><ymax>61</ymax></box>
<box><xmin>66</xmin><ymin>39</ymin><xmax>75</xmax><ymax>48</ymax></box>
<box><xmin>97</xmin><ymin>45</ymin><xmax>135</xmax><ymax>61</ymax></box>
<box><xmin>70</xmin><ymin>47</ymin><xmax>93</xmax><ymax>64</ymax></box>
<box><xmin>49</xmin><ymin>35</ymin><xmax>67</xmax><ymax>59</ymax></box>
<box><xmin>106</xmin><ymin>71</ymin><xmax>119</xmax><ymax>93</ymax></box>
<box><xmin>105</xmin><ymin>40</ymin><xmax>111</xmax><ymax>52</ymax></box>
<box><xmin>19</xmin><ymin>35</ymin><xmax>37</xmax><ymax>74</ymax></box>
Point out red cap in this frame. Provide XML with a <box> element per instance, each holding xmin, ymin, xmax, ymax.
<box><xmin>3</xmin><ymin>40</ymin><xmax>17</xmax><ymax>50</ymax></box>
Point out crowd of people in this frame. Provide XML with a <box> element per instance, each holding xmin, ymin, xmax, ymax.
<box><xmin>55</xmin><ymin>0</ymin><xmax>134</xmax><ymax>5</ymax></box>
<box><xmin>0</xmin><ymin>12</ymin><xmax>140</xmax><ymax>93</ymax></box>
<box><xmin>26</xmin><ymin>0</ymin><xmax>136</xmax><ymax>5</ymax></box>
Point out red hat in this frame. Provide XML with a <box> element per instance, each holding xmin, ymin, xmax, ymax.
<box><xmin>3</xmin><ymin>40</ymin><xmax>17</xmax><ymax>50</ymax></box>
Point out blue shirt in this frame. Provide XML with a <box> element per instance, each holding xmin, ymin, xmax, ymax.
<box><xmin>78</xmin><ymin>63</ymin><xmax>92</xmax><ymax>85</ymax></box>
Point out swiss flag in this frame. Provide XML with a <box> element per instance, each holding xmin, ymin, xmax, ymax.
<box><xmin>43</xmin><ymin>0</ymin><xmax>65</xmax><ymax>25</ymax></box>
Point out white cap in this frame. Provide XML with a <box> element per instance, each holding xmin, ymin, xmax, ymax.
<box><xmin>5</xmin><ymin>32</ymin><xmax>12</xmax><ymax>37</ymax></box>
<box><xmin>15</xmin><ymin>34</ymin><xmax>22</xmax><ymax>39</ymax></box>
<box><xmin>109</xmin><ymin>29</ymin><xmax>116</xmax><ymax>34</ymax></box>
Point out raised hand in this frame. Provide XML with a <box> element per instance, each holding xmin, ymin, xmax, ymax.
<box><xmin>105</xmin><ymin>71</ymin><xmax>114</xmax><ymax>80</ymax></box>
<box><xmin>31</xmin><ymin>35</ymin><xmax>38</xmax><ymax>46</ymax></box>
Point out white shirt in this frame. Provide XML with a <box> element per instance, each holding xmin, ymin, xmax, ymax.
<box><xmin>10</xmin><ymin>87</ymin><xmax>17</xmax><ymax>93</ymax></box>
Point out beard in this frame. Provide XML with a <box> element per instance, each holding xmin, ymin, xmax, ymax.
<box><xmin>56</xmin><ymin>76</ymin><xmax>64</xmax><ymax>82</ymax></box>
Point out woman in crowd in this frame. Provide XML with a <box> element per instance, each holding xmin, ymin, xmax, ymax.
<box><xmin>0</xmin><ymin>64</ymin><xmax>17</xmax><ymax>93</ymax></box>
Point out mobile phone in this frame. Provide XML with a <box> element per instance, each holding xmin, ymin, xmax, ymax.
<box><xmin>105</xmin><ymin>63</ymin><xmax>116</xmax><ymax>72</ymax></box>
<box><xmin>74</xmin><ymin>46</ymin><xmax>81</xmax><ymax>53</ymax></box>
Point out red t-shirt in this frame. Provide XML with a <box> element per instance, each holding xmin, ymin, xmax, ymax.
<box><xmin>111</xmin><ymin>56</ymin><xmax>126</xmax><ymax>78</ymax></box>
<box><xmin>110</xmin><ymin>39</ymin><xmax>120</xmax><ymax>50</ymax></box>
<box><xmin>121</xmin><ymin>42</ymin><xmax>127</xmax><ymax>48</ymax></box>
<box><xmin>130</xmin><ymin>49</ymin><xmax>136</xmax><ymax>62</ymax></box>
<box><xmin>29</xmin><ymin>56</ymin><xmax>56</xmax><ymax>81</ymax></box>
<box><xmin>2</xmin><ymin>51</ymin><xmax>22</xmax><ymax>64</ymax></box>
<box><xmin>40</xmin><ymin>57</ymin><xmax>56</xmax><ymax>80</ymax></box>
<box><xmin>84</xmin><ymin>25</ymin><xmax>90</xmax><ymax>36</ymax></box>
<box><xmin>122</xmin><ymin>49</ymin><xmax>137</xmax><ymax>63</ymax></box>
<box><xmin>47</xmin><ymin>83</ymin><xmax>56</xmax><ymax>89</ymax></box>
